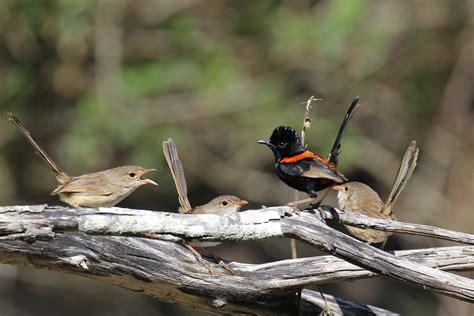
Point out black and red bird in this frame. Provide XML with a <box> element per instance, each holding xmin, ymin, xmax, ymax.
<box><xmin>258</xmin><ymin>97</ymin><xmax>360</xmax><ymax>198</ymax></box>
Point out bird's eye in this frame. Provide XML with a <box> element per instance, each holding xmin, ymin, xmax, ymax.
<box><xmin>344</xmin><ymin>187</ymin><xmax>348</xmax><ymax>191</ymax></box>
<box><xmin>222</xmin><ymin>201</ymin><xmax>228</xmax><ymax>206</ymax></box>
<box><xmin>278</xmin><ymin>141</ymin><xmax>286</xmax><ymax>148</ymax></box>
<box><xmin>129</xmin><ymin>173</ymin><xmax>136</xmax><ymax>177</ymax></box>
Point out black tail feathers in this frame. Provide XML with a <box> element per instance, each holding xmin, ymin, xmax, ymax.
<box><xmin>327</xmin><ymin>96</ymin><xmax>360</xmax><ymax>165</ymax></box>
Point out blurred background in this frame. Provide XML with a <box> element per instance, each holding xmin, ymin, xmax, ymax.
<box><xmin>0</xmin><ymin>0</ymin><xmax>473</xmax><ymax>315</ymax></box>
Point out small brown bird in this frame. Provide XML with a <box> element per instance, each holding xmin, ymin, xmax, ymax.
<box><xmin>8</xmin><ymin>113</ymin><xmax>157</xmax><ymax>208</ymax></box>
<box><xmin>185</xmin><ymin>195</ymin><xmax>248</xmax><ymax>247</ymax></box>
<box><xmin>333</xmin><ymin>141</ymin><xmax>419</xmax><ymax>246</ymax></box>
<box><xmin>163</xmin><ymin>138</ymin><xmax>247</xmax><ymax>274</ymax></box>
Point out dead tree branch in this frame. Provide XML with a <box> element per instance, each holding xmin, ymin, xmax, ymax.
<box><xmin>319</xmin><ymin>206</ymin><xmax>474</xmax><ymax>244</ymax></box>
<box><xmin>1</xmin><ymin>226</ymin><xmax>415</xmax><ymax>315</ymax></box>
<box><xmin>1</xmin><ymin>204</ymin><xmax>474</xmax><ymax>311</ymax></box>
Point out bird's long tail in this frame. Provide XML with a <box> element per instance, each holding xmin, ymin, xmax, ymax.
<box><xmin>162</xmin><ymin>138</ymin><xmax>192</xmax><ymax>213</ymax></box>
<box><xmin>327</xmin><ymin>96</ymin><xmax>360</xmax><ymax>166</ymax></box>
<box><xmin>8</xmin><ymin>113</ymin><xmax>69</xmax><ymax>183</ymax></box>
<box><xmin>381</xmin><ymin>140</ymin><xmax>419</xmax><ymax>217</ymax></box>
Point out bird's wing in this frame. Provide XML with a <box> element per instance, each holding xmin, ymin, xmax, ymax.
<box><xmin>187</xmin><ymin>206</ymin><xmax>206</xmax><ymax>214</ymax></box>
<box><xmin>279</xmin><ymin>157</ymin><xmax>346</xmax><ymax>183</ymax></box>
<box><xmin>350</xmin><ymin>199</ymin><xmax>386</xmax><ymax>219</ymax></box>
<box><xmin>51</xmin><ymin>174</ymin><xmax>114</xmax><ymax>196</ymax></box>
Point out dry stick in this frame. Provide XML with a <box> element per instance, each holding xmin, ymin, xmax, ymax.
<box><xmin>2</xmin><ymin>205</ymin><xmax>473</xmax><ymax>248</ymax></box>
<box><xmin>292</xmin><ymin>96</ymin><xmax>322</xmax><ymax>315</ymax></box>
<box><xmin>290</xmin><ymin>96</ymin><xmax>320</xmax><ymax>260</ymax></box>
<box><xmin>319</xmin><ymin>206</ymin><xmax>474</xmax><ymax>244</ymax></box>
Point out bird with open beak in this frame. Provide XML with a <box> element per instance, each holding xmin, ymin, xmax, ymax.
<box><xmin>8</xmin><ymin>113</ymin><xmax>157</xmax><ymax>208</ymax></box>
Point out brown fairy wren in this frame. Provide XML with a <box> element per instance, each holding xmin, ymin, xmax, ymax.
<box><xmin>162</xmin><ymin>138</ymin><xmax>247</xmax><ymax>274</ymax></box>
<box><xmin>333</xmin><ymin>141</ymin><xmax>419</xmax><ymax>246</ymax></box>
<box><xmin>8</xmin><ymin>113</ymin><xmax>157</xmax><ymax>208</ymax></box>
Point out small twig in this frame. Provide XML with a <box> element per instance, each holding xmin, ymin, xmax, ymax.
<box><xmin>291</xmin><ymin>96</ymin><xmax>322</xmax><ymax>260</ymax></box>
<box><xmin>292</xmin><ymin>96</ymin><xmax>328</xmax><ymax>314</ymax></box>
<box><xmin>300</xmin><ymin>95</ymin><xmax>321</xmax><ymax>146</ymax></box>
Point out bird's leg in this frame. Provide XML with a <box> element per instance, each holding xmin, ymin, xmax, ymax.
<box><xmin>287</xmin><ymin>197</ymin><xmax>317</xmax><ymax>217</ymax></box>
<box><xmin>309</xmin><ymin>189</ymin><xmax>333</xmax><ymax>220</ymax></box>
<box><xmin>287</xmin><ymin>197</ymin><xmax>316</xmax><ymax>207</ymax></box>
<box><xmin>184</xmin><ymin>243</ymin><xmax>213</xmax><ymax>276</ymax></box>
<box><xmin>200</xmin><ymin>247</ymin><xmax>235</xmax><ymax>275</ymax></box>
<box><xmin>309</xmin><ymin>189</ymin><xmax>331</xmax><ymax>209</ymax></box>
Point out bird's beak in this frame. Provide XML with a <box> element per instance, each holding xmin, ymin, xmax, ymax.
<box><xmin>140</xmin><ymin>168</ymin><xmax>158</xmax><ymax>186</ymax></box>
<box><xmin>258</xmin><ymin>139</ymin><xmax>275</xmax><ymax>149</ymax></box>
<box><xmin>332</xmin><ymin>185</ymin><xmax>343</xmax><ymax>191</ymax></box>
<box><xmin>233</xmin><ymin>199</ymin><xmax>248</xmax><ymax>206</ymax></box>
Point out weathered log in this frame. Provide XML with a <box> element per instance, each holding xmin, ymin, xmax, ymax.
<box><xmin>1</xmin><ymin>204</ymin><xmax>474</xmax><ymax>313</ymax></box>
<box><xmin>0</xmin><ymin>232</ymin><xmax>405</xmax><ymax>315</ymax></box>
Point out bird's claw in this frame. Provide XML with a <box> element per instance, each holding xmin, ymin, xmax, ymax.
<box><xmin>194</xmin><ymin>251</ymin><xmax>214</xmax><ymax>276</ymax></box>
<box><xmin>285</xmin><ymin>203</ymin><xmax>301</xmax><ymax>216</ymax></box>
<box><xmin>291</xmin><ymin>207</ymin><xmax>301</xmax><ymax>216</ymax></box>
<box><xmin>218</xmin><ymin>260</ymin><xmax>235</xmax><ymax>275</ymax></box>
<box><xmin>200</xmin><ymin>248</ymin><xmax>236</xmax><ymax>276</ymax></box>
<box><xmin>185</xmin><ymin>243</ymin><xmax>214</xmax><ymax>276</ymax></box>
